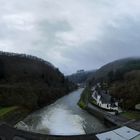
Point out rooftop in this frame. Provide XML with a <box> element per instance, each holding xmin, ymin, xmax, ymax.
<box><xmin>100</xmin><ymin>91</ymin><xmax>112</xmax><ymax>104</ymax></box>
<box><xmin>96</xmin><ymin>126</ymin><xmax>140</xmax><ymax>140</ymax></box>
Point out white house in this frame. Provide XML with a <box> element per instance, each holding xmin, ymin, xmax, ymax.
<box><xmin>92</xmin><ymin>90</ymin><xmax>118</xmax><ymax>111</ymax></box>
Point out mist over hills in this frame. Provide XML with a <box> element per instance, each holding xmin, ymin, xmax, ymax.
<box><xmin>0</xmin><ymin>51</ymin><xmax>76</xmax><ymax>110</ymax></box>
<box><xmin>67</xmin><ymin>57</ymin><xmax>140</xmax><ymax>83</ymax></box>
<box><xmin>67</xmin><ymin>70</ymin><xmax>96</xmax><ymax>84</ymax></box>
<box><xmin>92</xmin><ymin>57</ymin><xmax>140</xmax><ymax>81</ymax></box>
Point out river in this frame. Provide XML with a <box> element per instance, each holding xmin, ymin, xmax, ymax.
<box><xmin>16</xmin><ymin>88</ymin><xmax>107</xmax><ymax>135</ymax></box>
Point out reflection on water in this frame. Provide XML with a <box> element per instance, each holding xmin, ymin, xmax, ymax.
<box><xmin>16</xmin><ymin>88</ymin><xmax>107</xmax><ymax>135</ymax></box>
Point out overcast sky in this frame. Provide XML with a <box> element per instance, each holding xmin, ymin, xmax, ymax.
<box><xmin>0</xmin><ymin>0</ymin><xmax>140</xmax><ymax>75</ymax></box>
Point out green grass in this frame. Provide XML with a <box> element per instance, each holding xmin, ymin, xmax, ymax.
<box><xmin>90</xmin><ymin>99</ymin><xmax>97</xmax><ymax>105</ymax></box>
<box><xmin>0</xmin><ymin>106</ymin><xmax>19</xmax><ymax>118</ymax></box>
<box><xmin>0</xmin><ymin>106</ymin><xmax>31</xmax><ymax>125</ymax></box>
<box><xmin>78</xmin><ymin>100</ymin><xmax>87</xmax><ymax>109</ymax></box>
<box><xmin>78</xmin><ymin>87</ymin><xmax>91</xmax><ymax>109</ymax></box>
<box><xmin>121</xmin><ymin>111</ymin><xmax>140</xmax><ymax>120</ymax></box>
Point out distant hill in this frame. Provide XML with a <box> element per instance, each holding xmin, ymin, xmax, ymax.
<box><xmin>88</xmin><ymin>57</ymin><xmax>140</xmax><ymax>110</ymax></box>
<box><xmin>67</xmin><ymin>70</ymin><xmax>96</xmax><ymax>84</ymax></box>
<box><xmin>88</xmin><ymin>57</ymin><xmax>140</xmax><ymax>81</ymax></box>
<box><xmin>0</xmin><ymin>51</ymin><xmax>76</xmax><ymax>110</ymax></box>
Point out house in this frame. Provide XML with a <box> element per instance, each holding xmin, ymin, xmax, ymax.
<box><xmin>135</xmin><ymin>104</ymin><xmax>140</xmax><ymax>111</ymax></box>
<box><xmin>92</xmin><ymin>89</ymin><xmax>118</xmax><ymax>111</ymax></box>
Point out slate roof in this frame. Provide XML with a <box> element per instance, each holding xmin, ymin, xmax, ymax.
<box><xmin>100</xmin><ymin>91</ymin><xmax>112</xmax><ymax>104</ymax></box>
<box><xmin>99</xmin><ymin>91</ymin><xmax>117</xmax><ymax>107</ymax></box>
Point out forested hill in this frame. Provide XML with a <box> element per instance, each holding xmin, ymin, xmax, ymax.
<box><xmin>88</xmin><ymin>57</ymin><xmax>140</xmax><ymax>110</ymax></box>
<box><xmin>91</xmin><ymin>57</ymin><xmax>140</xmax><ymax>82</ymax></box>
<box><xmin>67</xmin><ymin>70</ymin><xmax>96</xmax><ymax>84</ymax></box>
<box><xmin>0</xmin><ymin>51</ymin><xmax>76</xmax><ymax>110</ymax></box>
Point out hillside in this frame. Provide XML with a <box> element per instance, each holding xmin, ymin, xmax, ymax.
<box><xmin>0</xmin><ymin>51</ymin><xmax>76</xmax><ymax>110</ymax></box>
<box><xmin>67</xmin><ymin>70</ymin><xmax>96</xmax><ymax>84</ymax></box>
<box><xmin>88</xmin><ymin>57</ymin><xmax>140</xmax><ymax>110</ymax></box>
<box><xmin>92</xmin><ymin>57</ymin><xmax>140</xmax><ymax>81</ymax></box>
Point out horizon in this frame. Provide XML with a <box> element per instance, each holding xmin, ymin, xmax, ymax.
<box><xmin>1</xmin><ymin>50</ymin><xmax>140</xmax><ymax>76</ymax></box>
<box><xmin>0</xmin><ymin>0</ymin><xmax>140</xmax><ymax>75</ymax></box>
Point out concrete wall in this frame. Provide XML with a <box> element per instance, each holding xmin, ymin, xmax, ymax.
<box><xmin>86</xmin><ymin>102</ymin><xmax>121</xmax><ymax>126</ymax></box>
<box><xmin>0</xmin><ymin>123</ymin><xmax>98</xmax><ymax>140</ymax></box>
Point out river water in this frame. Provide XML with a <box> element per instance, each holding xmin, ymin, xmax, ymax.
<box><xmin>16</xmin><ymin>88</ymin><xmax>107</xmax><ymax>135</ymax></box>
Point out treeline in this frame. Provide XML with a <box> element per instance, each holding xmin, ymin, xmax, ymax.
<box><xmin>0</xmin><ymin>52</ymin><xmax>76</xmax><ymax>110</ymax></box>
<box><xmin>0</xmin><ymin>51</ymin><xmax>54</xmax><ymax>68</ymax></box>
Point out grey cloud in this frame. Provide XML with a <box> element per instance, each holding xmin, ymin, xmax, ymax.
<box><xmin>60</xmin><ymin>17</ymin><xmax>140</xmax><ymax>74</ymax></box>
<box><xmin>0</xmin><ymin>0</ymin><xmax>140</xmax><ymax>75</ymax></box>
<box><xmin>36</xmin><ymin>20</ymin><xmax>72</xmax><ymax>46</ymax></box>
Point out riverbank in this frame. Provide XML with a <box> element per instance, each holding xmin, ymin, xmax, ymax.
<box><xmin>81</xmin><ymin>99</ymin><xmax>140</xmax><ymax>131</ymax></box>
<box><xmin>0</xmin><ymin>106</ymin><xmax>30</xmax><ymax>126</ymax></box>
<box><xmin>0</xmin><ymin>87</ymin><xmax>77</xmax><ymax>126</ymax></box>
<box><xmin>78</xmin><ymin>87</ymin><xmax>90</xmax><ymax>109</ymax></box>
<box><xmin>121</xmin><ymin>111</ymin><xmax>140</xmax><ymax>120</ymax></box>
<box><xmin>78</xmin><ymin>87</ymin><xmax>140</xmax><ymax>131</ymax></box>
<box><xmin>78</xmin><ymin>87</ymin><xmax>140</xmax><ymax>120</ymax></box>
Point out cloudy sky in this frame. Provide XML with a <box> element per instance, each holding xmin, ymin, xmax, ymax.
<box><xmin>0</xmin><ymin>0</ymin><xmax>140</xmax><ymax>75</ymax></box>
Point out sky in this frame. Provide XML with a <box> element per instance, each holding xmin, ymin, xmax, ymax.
<box><xmin>0</xmin><ymin>0</ymin><xmax>140</xmax><ymax>75</ymax></box>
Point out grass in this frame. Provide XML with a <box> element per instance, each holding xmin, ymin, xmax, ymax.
<box><xmin>121</xmin><ymin>111</ymin><xmax>140</xmax><ymax>120</ymax></box>
<box><xmin>90</xmin><ymin>99</ymin><xmax>97</xmax><ymax>105</ymax></box>
<box><xmin>78</xmin><ymin>87</ymin><xmax>91</xmax><ymax>109</ymax></box>
<box><xmin>0</xmin><ymin>106</ymin><xmax>19</xmax><ymax>119</ymax></box>
<box><xmin>78</xmin><ymin>100</ymin><xmax>87</xmax><ymax>109</ymax></box>
<box><xmin>0</xmin><ymin>106</ymin><xmax>30</xmax><ymax>125</ymax></box>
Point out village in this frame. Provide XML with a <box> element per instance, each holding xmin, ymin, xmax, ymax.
<box><xmin>90</xmin><ymin>83</ymin><xmax>120</xmax><ymax>114</ymax></box>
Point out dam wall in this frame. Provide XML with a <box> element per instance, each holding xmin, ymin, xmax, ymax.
<box><xmin>0</xmin><ymin>123</ymin><xmax>98</xmax><ymax>140</ymax></box>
